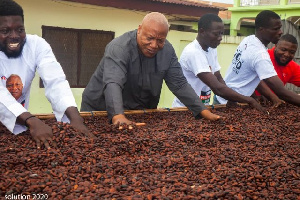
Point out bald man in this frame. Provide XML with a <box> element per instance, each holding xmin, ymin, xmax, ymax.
<box><xmin>81</xmin><ymin>12</ymin><xmax>221</xmax><ymax>125</ymax></box>
<box><xmin>6</xmin><ymin>74</ymin><xmax>24</xmax><ymax>100</ymax></box>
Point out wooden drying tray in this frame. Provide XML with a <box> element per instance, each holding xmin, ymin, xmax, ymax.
<box><xmin>33</xmin><ymin>104</ymin><xmax>243</xmax><ymax>120</ymax></box>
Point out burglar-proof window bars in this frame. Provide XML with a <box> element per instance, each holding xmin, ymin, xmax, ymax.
<box><xmin>41</xmin><ymin>26</ymin><xmax>114</xmax><ymax>88</ymax></box>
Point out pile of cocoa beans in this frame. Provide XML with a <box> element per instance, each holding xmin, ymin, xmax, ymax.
<box><xmin>0</xmin><ymin>104</ymin><xmax>299</xmax><ymax>199</ymax></box>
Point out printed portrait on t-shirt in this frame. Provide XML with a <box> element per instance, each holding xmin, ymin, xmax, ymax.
<box><xmin>6</xmin><ymin>74</ymin><xmax>25</xmax><ymax>106</ymax></box>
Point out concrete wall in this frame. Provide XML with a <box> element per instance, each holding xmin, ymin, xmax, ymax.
<box><xmin>15</xmin><ymin>0</ymin><xmax>242</xmax><ymax>113</ymax></box>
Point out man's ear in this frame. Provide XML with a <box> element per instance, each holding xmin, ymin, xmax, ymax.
<box><xmin>137</xmin><ymin>25</ymin><xmax>142</xmax><ymax>34</ymax></box>
<box><xmin>258</xmin><ymin>26</ymin><xmax>264</xmax><ymax>33</ymax></box>
<box><xmin>198</xmin><ymin>28</ymin><xmax>205</xmax><ymax>36</ymax></box>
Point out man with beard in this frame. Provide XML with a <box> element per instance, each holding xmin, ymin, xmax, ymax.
<box><xmin>215</xmin><ymin>10</ymin><xmax>300</xmax><ymax>107</ymax></box>
<box><xmin>253</xmin><ymin>34</ymin><xmax>300</xmax><ymax>104</ymax></box>
<box><xmin>81</xmin><ymin>12</ymin><xmax>222</xmax><ymax>126</ymax></box>
<box><xmin>0</xmin><ymin>0</ymin><xmax>94</xmax><ymax>149</ymax></box>
<box><xmin>269</xmin><ymin>34</ymin><xmax>299</xmax><ymax>87</ymax></box>
<box><xmin>172</xmin><ymin>14</ymin><xmax>264</xmax><ymax>112</ymax></box>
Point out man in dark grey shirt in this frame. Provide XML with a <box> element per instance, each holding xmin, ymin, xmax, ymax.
<box><xmin>81</xmin><ymin>12</ymin><xmax>221</xmax><ymax>125</ymax></box>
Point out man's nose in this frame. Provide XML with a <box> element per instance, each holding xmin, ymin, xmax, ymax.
<box><xmin>150</xmin><ymin>40</ymin><xmax>158</xmax><ymax>49</ymax></box>
<box><xmin>12</xmin><ymin>85</ymin><xmax>19</xmax><ymax>90</ymax></box>
<box><xmin>9</xmin><ymin>30</ymin><xmax>20</xmax><ymax>38</ymax></box>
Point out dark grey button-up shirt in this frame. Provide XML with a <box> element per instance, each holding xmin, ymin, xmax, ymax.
<box><xmin>81</xmin><ymin>30</ymin><xmax>206</xmax><ymax>121</ymax></box>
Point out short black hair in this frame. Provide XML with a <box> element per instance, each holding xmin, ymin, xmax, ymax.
<box><xmin>255</xmin><ymin>10</ymin><xmax>280</xmax><ymax>30</ymax></box>
<box><xmin>0</xmin><ymin>0</ymin><xmax>24</xmax><ymax>21</ymax></box>
<box><xmin>279</xmin><ymin>34</ymin><xmax>298</xmax><ymax>45</ymax></box>
<box><xmin>198</xmin><ymin>13</ymin><xmax>222</xmax><ymax>31</ymax></box>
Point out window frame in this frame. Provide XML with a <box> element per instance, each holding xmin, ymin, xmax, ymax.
<box><xmin>40</xmin><ymin>25</ymin><xmax>114</xmax><ymax>88</ymax></box>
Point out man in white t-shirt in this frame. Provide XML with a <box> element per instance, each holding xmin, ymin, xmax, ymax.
<box><xmin>216</xmin><ymin>10</ymin><xmax>300</xmax><ymax>107</ymax></box>
<box><xmin>0</xmin><ymin>0</ymin><xmax>94</xmax><ymax>149</ymax></box>
<box><xmin>173</xmin><ymin>14</ymin><xmax>263</xmax><ymax>111</ymax></box>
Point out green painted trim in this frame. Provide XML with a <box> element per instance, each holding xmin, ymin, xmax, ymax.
<box><xmin>229</xmin><ymin>0</ymin><xmax>300</xmax><ymax>36</ymax></box>
<box><xmin>280</xmin><ymin>0</ymin><xmax>289</xmax><ymax>5</ymax></box>
<box><xmin>229</xmin><ymin>5</ymin><xmax>300</xmax><ymax>11</ymax></box>
<box><xmin>234</xmin><ymin>0</ymin><xmax>241</xmax><ymax>7</ymax></box>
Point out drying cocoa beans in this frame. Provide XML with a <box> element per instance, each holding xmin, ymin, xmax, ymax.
<box><xmin>0</xmin><ymin>103</ymin><xmax>299</xmax><ymax>199</ymax></box>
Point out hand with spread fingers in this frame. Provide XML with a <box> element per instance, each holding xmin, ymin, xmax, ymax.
<box><xmin>112</xmin><ymin>114</ymin><xmax>136</xmax><ymax>127</ymax></box>
<box><xmin>19</xmin><ymin>113</ymin><xmax>54</xmax><ymax>149</ymax></box>
<box><xmin>200</xmin><ymin>109</ymin><xmax>223</xmax><ymax>121</ymax></box>
<box><xmin>269</xmin><ymin>95</ymin><xmax>285</xmax><ymax>108</ymax></box>
<box><xmin>65</xmin><ymin>107</ymin><xmax>96</xmax><ymax>139</ymax></box>
<box><xmin>248</xmin><ymin>98</ymin><xmax>266</xmax><ymax>112</ymax></box>
<box><xmin>254</xmin><ymin>94</ymin><xmax>269</xmax><ymax>106</ymax></box>
<box><xmin>253</xmin><ymin>93</ymin><xmax>285</xmax><ymax>108</ymax></box>
<box><xmin>70</xmin><ymin>118</ymin><xmax>96</xmax><ymax>139</ymax></box>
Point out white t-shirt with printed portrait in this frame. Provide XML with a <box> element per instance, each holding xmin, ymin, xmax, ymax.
<box><xmin>172</xmin><ymin>39</ymin><xmax>221</xmax><ymax>107</ymax></box>
<box><xmin>0</xmin><ymin>34</ymin><xmax>77</xmax><ymax>134</ymax></box>
<box><xmin>216</xmin><ymin>35</ymin><xmax>278</xmax><ymax>104</ymax></box>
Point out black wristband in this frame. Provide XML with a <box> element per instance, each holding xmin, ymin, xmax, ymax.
<box><xmin>24</xmin><ymin>116</ymin><xmax>35</xmax><ymax>127</ymax></box>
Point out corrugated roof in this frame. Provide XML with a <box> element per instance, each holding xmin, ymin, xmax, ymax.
<box><xmin>149</xmin><ymin>0</ymin><xmax>228</xmax><ymax>11</ymax></box>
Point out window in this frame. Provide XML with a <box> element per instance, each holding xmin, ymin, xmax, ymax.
<box><xmin>41</xmin><ymin>26</ymin><xmax>114</xmax><ymax>88</ymax></box>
